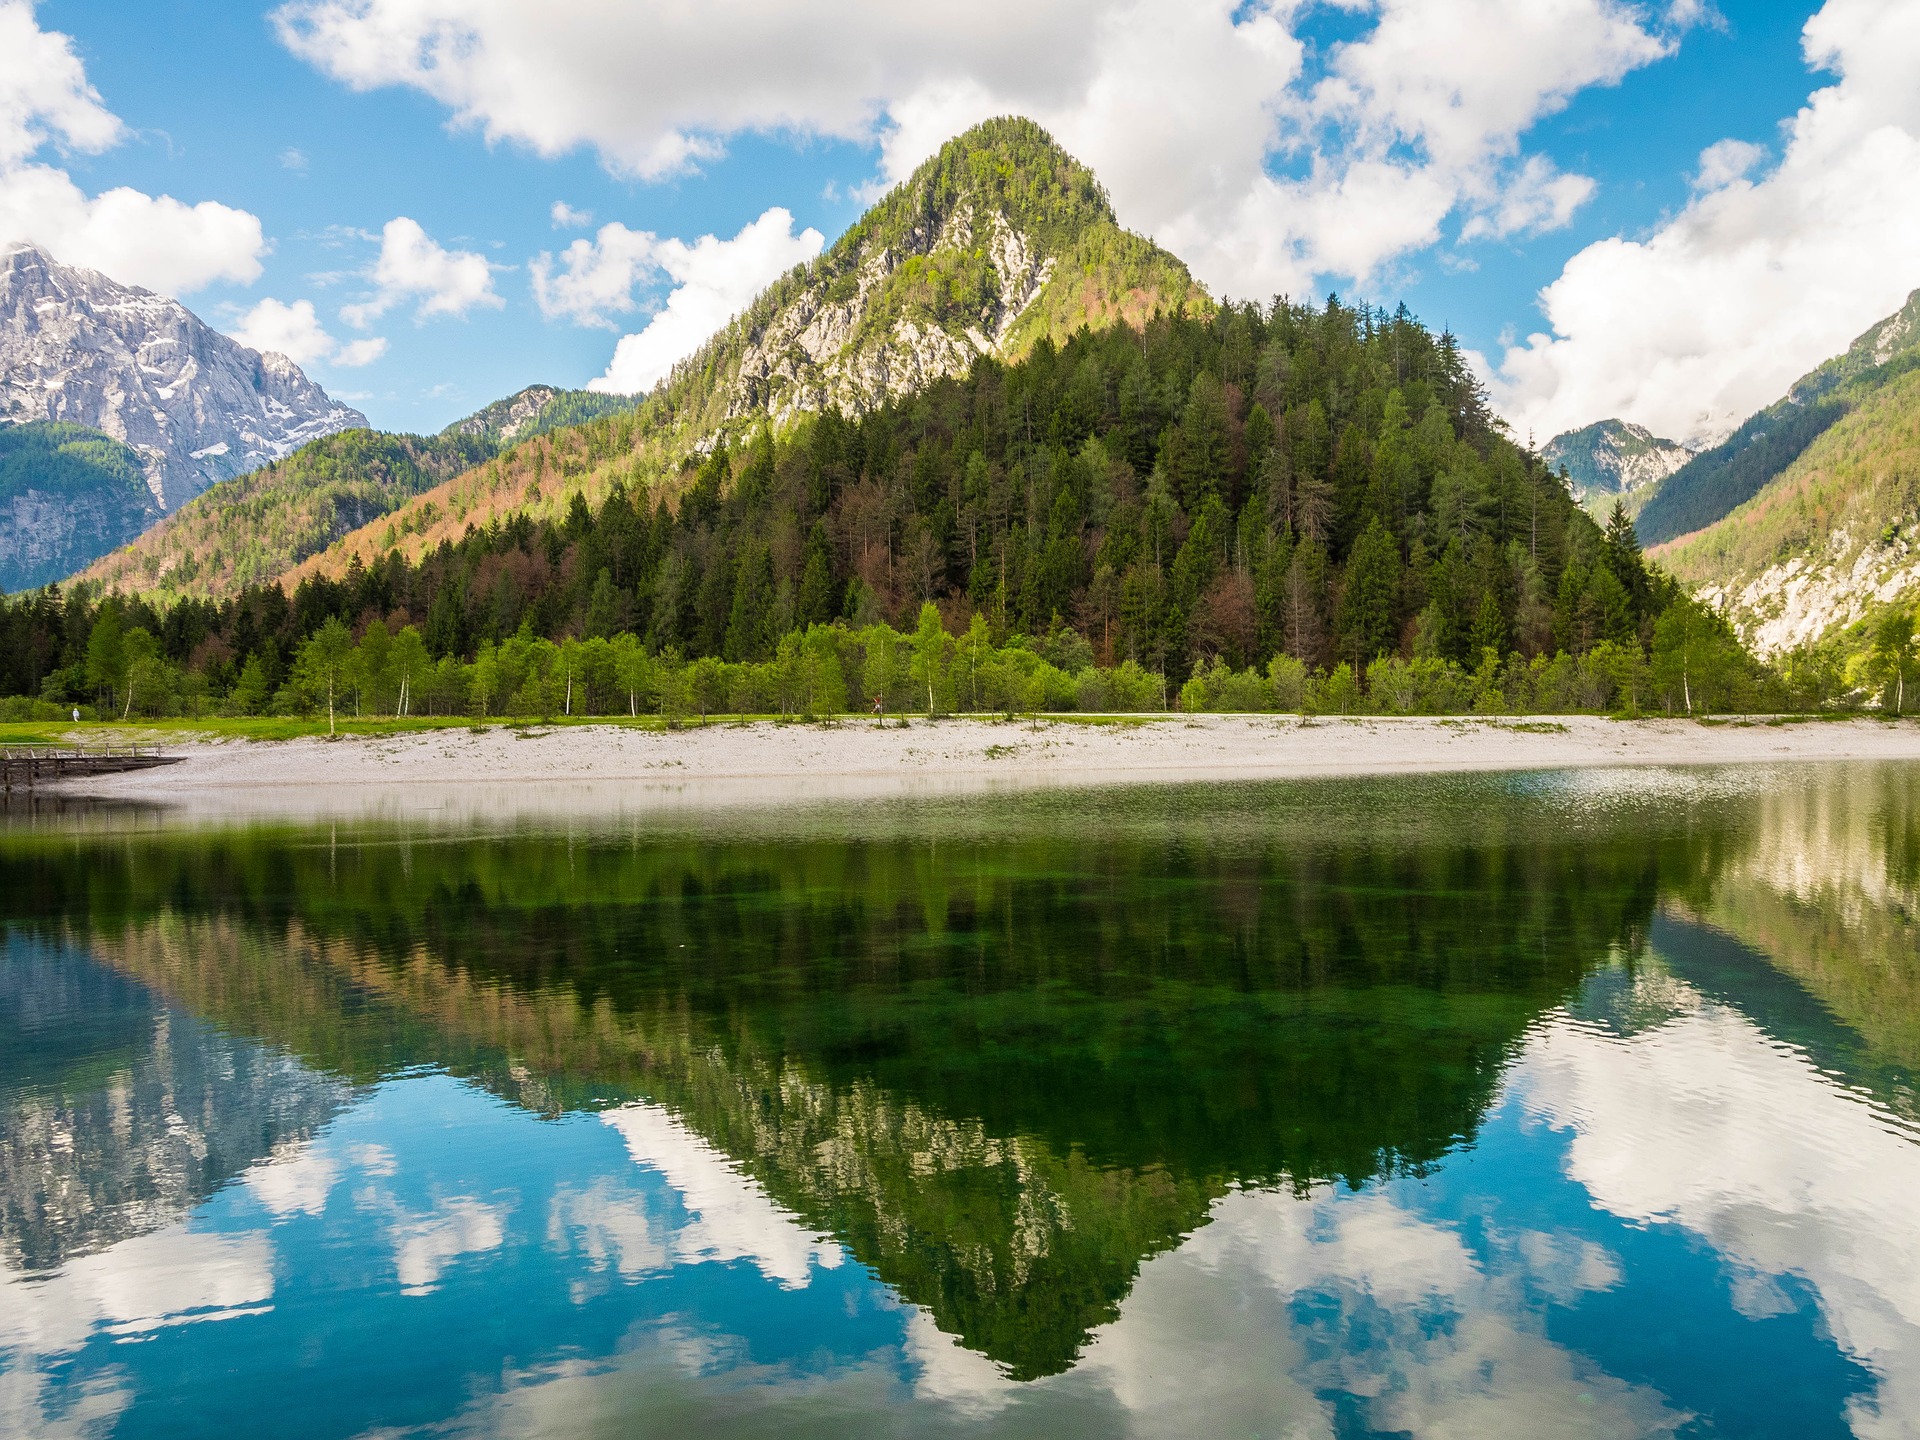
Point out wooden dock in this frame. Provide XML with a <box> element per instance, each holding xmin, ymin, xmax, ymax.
<box><xmin>0</xmin><ymin>744</ymin><xmax>182</xmax><ymax>791</ymax></box>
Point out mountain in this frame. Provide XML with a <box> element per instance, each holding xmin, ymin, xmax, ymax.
<box><xmin>30</xmin><ymin>123</ymin><xmax>1718</xmax><ymax>719</ymax></box>
<box><xmin>0</xmin><ymin>242</ymin><xmax>365</xmax><ymax>515</ymax></box>
<box><xmin>1541</xmin><ymin>419</ymin><xmax>1693</xmax><ymax>522</ymax></box>
<box><xmin>0</xmin><ymin>422</ymin><xmax>158</xmax><ymax>592</ymax></box>
<box><xmin>1637</xmin><ymin>289</ymin><xmax>1920</xmax><ymax>547</ymax></box>
<box><xmin>283</xmin><ymin>117</ymin><xmax>1209</xmax><ymax>583</ymax></box>
<box><xmin>77</xmin><ymin>429</ymin><xmax>495</xmax><ymax>602</ymax></box>
<box><xmin>1655</xmin><ymin>362</ymin><xmax>1920</xmax><ymax>656</ymax></box>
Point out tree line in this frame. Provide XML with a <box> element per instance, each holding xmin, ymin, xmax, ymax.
<box><xmin>0</xmin><ymin>296</ymin><xmax>1824</xmax><ymax>722</ymax></box>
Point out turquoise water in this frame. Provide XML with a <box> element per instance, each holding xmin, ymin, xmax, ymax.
<box><xmin>3</xmin><ymin>765</ymin><xmax>1918</xmax><ymax>1437</ymax></box>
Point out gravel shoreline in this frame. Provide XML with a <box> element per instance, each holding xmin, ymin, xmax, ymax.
<box><xmin>34</xmin><ymin>713</ymin><xmax>1920</xmax><ymax>822</ymax></box>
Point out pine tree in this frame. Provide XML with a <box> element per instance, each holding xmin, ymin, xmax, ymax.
<box><xmin>1336</xmin><ymin>518</ymin><xmax>1400</xmax><ymax>673</ymax></box>
<box><xmin>725</xmin><ymin>544</ymin><xmax>776</xmax><ymax>661</ymax></box>
<box><xmin>1469</xmin><ymin>590</ymin><xmax>1508</xmax><ymax>660</ymax></box>
<box><xmin>583</xmin><ymin>569</ymin><xmax>623</xmax><ymax>639</ymax></box>
<box><xmin>797</xmin><ymin>522</ymin><xmax>838</xmax><ymax>628</ymax></box>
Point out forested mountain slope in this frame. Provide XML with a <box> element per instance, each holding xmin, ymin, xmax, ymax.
<box><xmin>1656</xmin><ymin>364</ymin><xmax>1920</xmax><ymax>656</ymax></box>
<box><xmin>292</xmin><ymin>297</ymin><xmax>1672</xmax><ymax>684</ymax></box>
<box><xmin>4</xmin><ymin>293</ymin><xmax>1765</xmax><ymax>724</ymax></box>
<box><xmin>80</xmin><ymin>390</ymin><xmax>628</xmax><ymax>602</ymax></box>
<box><xmin>77</xmin><ymin>431</ymin><xmax>495</xmax><ymax>602</ymax></box>
<box><xmin>1637</xmin><ymin>289</ymin><xmax>1920</xmax><ymax>546</ymax></box>
<box><xmin>0</xmin><ymin>423</ymin><xmax>157</xmax><ymax>593</ymax></box>
<box><xmin>6</xmin><ymin>119</ymin><xmax>1776</xmax><ymax>721</ymax></box>
<box><xmin>285</xmin><ymin>118</ymin><xmax>1209</xmax><ymax>584</ymax></box>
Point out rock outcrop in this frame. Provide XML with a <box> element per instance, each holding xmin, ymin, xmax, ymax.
<box><xmin>727</xmin><ymin>204</ymin><xmax>1060</xmax><ymax>427</ymax></box>
<box><xmin>447</xmin><ymin>384</ymin><xmax>560</xmax><ymax>444</ymax></box>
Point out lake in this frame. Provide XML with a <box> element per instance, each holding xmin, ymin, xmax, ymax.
<box><xmin>3</xmin><ymin>764</ymin><xmax>1918</xmax><ymax>1438</ymax></box>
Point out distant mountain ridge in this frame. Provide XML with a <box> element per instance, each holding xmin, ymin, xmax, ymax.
<box><xmin>1637</xmin><ymin>289</ymin><xmax>1920</xmax><ymax>547</ymax></box>
<box><xmin>0</xmin><ymin>244</ymin><xmax>365</xmax><ymax>511</ymax></box>
<box><xmin>78</xmin><ymin>385</ymin><xmax>643</xmax><ymax>601</ymax></box>
<box><xmin>79</xmin><ymin>429</ymin><xmax>495</xmax><ymax>602</ymax></box>
<box><xmin>1541</xmin><ymin>419</ymin><xmax>1693</xmax><ymax>521</ymax></box>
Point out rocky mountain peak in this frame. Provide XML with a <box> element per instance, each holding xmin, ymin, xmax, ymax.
<box><xmin>1543</xmin><ymin>417</ymin><xmax>1694</xmax><ymax>519</ymax></box>
<box><xmin>0</xmin><ymin>242</ymin><xmax>366</xmax><ymax>511</ymax></box>
<box><xmin>664</xmin><ymin>117</ymin><xmax>1206</xmax><ymax>436</ymax></box>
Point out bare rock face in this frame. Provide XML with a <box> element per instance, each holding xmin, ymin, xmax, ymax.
<box><xmin>447</xmin><ymin>384</ymin><xmax>560</xmax><ymax>444</ymax></box>
<box><xmin>0</xmin><ymin>243</ymin><xmax>366</xmax><ymax>511</ymax></box>
<box><xmin>727</xmin><ymin>205</ymin><xmax>1057</xmax><ymax>430</ymax></box>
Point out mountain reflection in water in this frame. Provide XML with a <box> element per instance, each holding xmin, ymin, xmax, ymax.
<box><xmin>1</xmin><ymin>764</ymin><xmax>1916</xmax><ymax>1438</ymax></box>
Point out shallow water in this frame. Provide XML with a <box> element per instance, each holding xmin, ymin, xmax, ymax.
<box><xmin>3</xmin><ymin>764</ymin><xmax>1918</xmax><ymax>1438</ymax></box>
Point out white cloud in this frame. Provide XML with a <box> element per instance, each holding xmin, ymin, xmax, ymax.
<box><xmin>550</xmin><ymin>200</ymin><xmax>592</xmax><ymax>229</ymax></box>
<box><xmin>273</xmin><ymin>0</ymin><xmax>1688</xmax><ymax>306</ymax></box>
<box><xmin>1522</xmin><ymin>987</ymin><xmax>1920</xmax><ymax>1435</ymax></box>
<box><xmin>229</xmin><ymin>296</ymin><xmax>335</xmax><ymax>364</ymax></box>
<box><xmin>342</xmin><ymin>215</ymin><xmax>502</xmax><ymax>326</ymax></box>
<box><xmin>1491</xmin><ymin>0</ymin><xmax>1920</xmax><ymax>444</ymax></box>
<box><xmin>228</xmin><ymin>296</ymin><xmax>389</xmax><ymax>369</ymax></box>
<box><xmin>530</xmin><ymin>220</ymin><xmax>657</xmax><ymax>328</ymax></box>
<box><xmin>334</xmin><ymin>335</ymin><xmax>389</xmax><ymax>366</ymax></box>
<box><xmin>0</xmin><ymin>164</ymin><xmax>266</xmax><ymax>293</ymax></box>
<box><xmin>387</xmin><ymin>1196</ymin><xmax>508</xmax><ymax>1295</ymax></box>
<box><xmin>280</xmin><ymin>146</ymin><xmax>310</xmax><ymax>173</ymax></box>
<box><xmin>1692</xmin><ymin>137</ymin><xmax>1764</xmax><ymax>192</ymax></box>
<box><xmin>243</xmin><ymin>1139</ymin><xmax>341</xmax><ymax>1218</ymax></box>
<box><xmin>1459</xmin><ymin>154</ymin><xmax>1596</xmax><ymax>242</ymax></box>
<box><xmin>0</xmin><ymin>0</ymin><xmax>121</xmax><ymax>167</ymax></box>
<box><xmin>587</xmin><ymin>208</ymin><xmax>824</xmax><ymax>395</ymax></box>
<box><xmin>601</xmin><ymin>1101</ymin><xmax>843</xmax><ymax>1287</ymax></box>
<box><xmin>0</xmin><ymin>1227</ymin><xmax>273</xmax><ymax>1358</ymax></box>
<box><xmin>271</xmin><ymin>0</ymin><xmax>1107</xmax><ymax>181</ymax></box>
<box><xmin>0</xmin><ymin>3</ymin><xmax>265</xmax><ymax>295</ymax></box>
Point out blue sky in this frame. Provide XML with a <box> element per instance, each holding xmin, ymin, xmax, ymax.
<box><xmin>9</xmin><ymin>0</ymin><xmax>1919</xmax><ymax>444</ymax></box>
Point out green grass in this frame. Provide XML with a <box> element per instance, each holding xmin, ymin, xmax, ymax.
<box><xmin>0</xmin><ymin>725</ymin><xmax>74</xmax><ymax>747</ymax></box>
